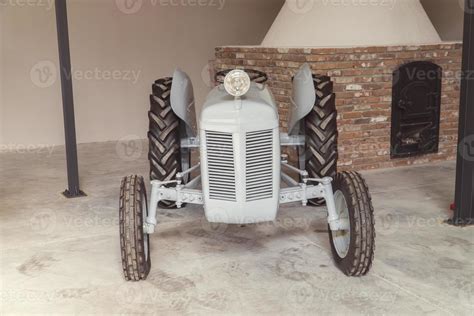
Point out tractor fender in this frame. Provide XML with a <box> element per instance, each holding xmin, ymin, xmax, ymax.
<box><xmin>170</xmin><ymin>68</ymin><xmax>197</xmax><ymax>137</ymax></box>
<box><xmin>288</xmin><ymin>63</ymin><xmax>316</xmax><ymax>135</ymax></box>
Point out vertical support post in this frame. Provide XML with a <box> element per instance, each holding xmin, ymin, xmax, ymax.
<box><xmin>452</xmin><ymin>0</ymin><xmax>474</xmax><ymax>225</ymax></box>
<box><xmin>55</xmin><ymin>0</ymin><xmax>85</xmax><ymax>198</ymax></box>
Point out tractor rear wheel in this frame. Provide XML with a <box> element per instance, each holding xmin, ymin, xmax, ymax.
<box><xmin>148</xmin><ymin>77</ymin><xmax>186</xmax><ymax>209</ymax></box>
<box><xmin>328</xmin><ymin>171</ymin><xmax>375</xmax><ymax>276</ymax></box>
<box><xmin>119</xmin><ymin>175</ymin><xmax>150</xmax><ymax>281</ymax></box>
<box><xmin>304</xmin><ymin>75</ymin><xmax>338</xmax><ymax>206</ymax></box>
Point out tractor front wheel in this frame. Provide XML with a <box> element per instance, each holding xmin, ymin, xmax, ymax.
<box><xmin>328</xmin><ymin>171</ymin><xmax>375</xmax><ymax>276</ymax></box>
<box><xmin>119</xmin><ymin>175</ymin><xmax>151</xmax><ymax>281</ymax></box>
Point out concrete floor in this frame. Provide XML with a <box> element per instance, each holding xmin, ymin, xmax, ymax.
<box><xmin>1</xmin><ymin>141</ymin><xmax>473</xmax><ymax>315</ymax></box>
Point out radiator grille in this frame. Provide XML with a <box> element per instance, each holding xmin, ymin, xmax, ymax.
<box><xmin>205</xmin><ymin>131</ymin><xmax>236</xmax><ymax>201</ymax></box>
<box><xmin>246</xmin><ymin>129</ymin><xmax>274</xmax><ymax>201</ymax></box>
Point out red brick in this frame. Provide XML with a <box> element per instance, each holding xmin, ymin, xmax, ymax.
<box><xmin>215</xmin><ymin>44</ymin><xmax>461</xmax><ymax>171</ymax></box>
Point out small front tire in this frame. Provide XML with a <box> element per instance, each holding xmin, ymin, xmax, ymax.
<box><xmin>328</xmin><ymin>171</ymin><xmax>375</xmax><ymax>276</ymax></box>
<box><xmin>119</xmin><ymin>175</ymin><xmax>151</xmax><ymax>281</ymax></box>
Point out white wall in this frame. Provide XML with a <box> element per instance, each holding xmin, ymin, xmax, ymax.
<box><xmin>262</xmin><ymin>0</ymin><xmax>441</xmax><ymax>47</ymax></box>
<box><xmin>0</xmin><ymin>7</ymin><xmax>4</xmax><ymax>145</ymax></box>
<box><xmin>0</xmin><ymin>0</ymin><xmax>463</xmax><ymax>147</ymax></box>
<box><xmin>421</xmin><ymin>0</ymin><xmax>464</xmax><ymax>41</ymax></box>
<box><xmin>0</xmin><ymin>0</ymin><xmax>283</xmax><ymax>146</ymax></box>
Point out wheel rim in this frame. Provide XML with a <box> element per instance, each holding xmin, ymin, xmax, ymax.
<box><xmin>331</xmin><ymin>190</ymin><xmax>351</xmax><ymax>258</ymax></box>
<box><xmin>142</xmin><ymin>197</ymin><xmax>149</xmax><ymax>261</ymax></box>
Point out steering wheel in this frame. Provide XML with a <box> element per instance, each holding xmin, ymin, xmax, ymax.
<box><xmin>215</xmin><ymin>69</ymin><xmax>268</xmax><ymax>85</ymax></box>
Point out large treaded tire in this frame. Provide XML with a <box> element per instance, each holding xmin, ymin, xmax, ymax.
<box><xmin>119</xmin><ymin>175</ymin><xmax>150</xmax><ymax>281</ymax></box>
<box><xmin>148</xmin><ymin>78</ymin><xmax>182</xmax><ymax>209</ymax></box>
<box><xmin>304</xmin><ymin>75</ymin><xmax>338</xmax><ymax>206</ymax></box>
<box><xmin>329</xmin><ymin>171</ymin><xmax>375</xmax><ymax>277</ymax></box>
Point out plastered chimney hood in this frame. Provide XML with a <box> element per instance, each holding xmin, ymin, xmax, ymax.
<box><xmin>262</xmin><ymin>0</ymin><xmax>442</xmax><ymax>47</ymax></box>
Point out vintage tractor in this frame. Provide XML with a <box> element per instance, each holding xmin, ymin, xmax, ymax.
<box><xmin>119</xmin><ymin>64</ymin><xmax>375</xmax><ymax>281</ymax></box>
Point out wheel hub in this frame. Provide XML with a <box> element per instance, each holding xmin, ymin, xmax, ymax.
<box><xmin>142</xmin><ymin>198</ymin><xmax>149</xmax><ymax>261</ymax></box>
<box><xmin>331</xmin><ymin>190</ymin><xmax>351</xmax><ymax>258</ymax></box>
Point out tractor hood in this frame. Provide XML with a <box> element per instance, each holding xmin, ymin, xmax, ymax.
<box><xmin>200</xmin><ymin>83</ymin><xmax>279</xmax><ymax>132</ymax></box>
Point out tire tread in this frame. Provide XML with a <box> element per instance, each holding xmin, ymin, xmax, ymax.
<box><xmin>305</xmin><ymin>75</ymin><xmax>338</xmax><ymax>205</ymax></box>
<box><xmin>148</xmin><ymin>78</ymin><xmax>181</xmax><ymax>208</ymax></box>
<box><xmin>119</xmin><ymin>175</ymin><xmax>150</xmax><ymax>281</ymax></box>
<box><xmin>329</xmin><ymin>171</ymin><xmax>375</xmax><ymax>276</ymax></box>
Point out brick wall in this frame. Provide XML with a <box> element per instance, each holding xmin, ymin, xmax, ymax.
<box><xmin>215</xmin><ymin>43</ymin><xmax>462</xmax><ymax>171</ymax></box>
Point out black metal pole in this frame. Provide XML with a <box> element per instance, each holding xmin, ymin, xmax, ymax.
<box><xmin>452</xmin><ymin>0</ymin><xmax>474</xmax><ymax>225</ymax></box>
<box><xmin>55</xmin><ymin>0</ymin><xmax>85</xmax><ymax>198</ymax></box>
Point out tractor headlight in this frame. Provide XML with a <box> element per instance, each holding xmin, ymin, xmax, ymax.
<box><xmin>223</xmin><ymin>69</ymin><xmax>251</xmax><ymax>97</ymax></box>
